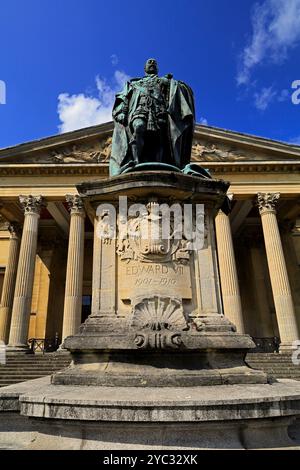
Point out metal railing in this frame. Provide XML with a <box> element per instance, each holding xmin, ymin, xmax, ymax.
<box><xmin>28</xmin><ymin>334</ymin><xmax>60</xmax><ymax>354</ymax></box>
<box><xmin>251</xmin><ymin>336</ymin><xmax>280</xmax><ymax>353</ymax></box>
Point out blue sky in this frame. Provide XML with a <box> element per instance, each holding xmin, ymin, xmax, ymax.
<box><xmin>0</xmin><ymin>0</ymin><xmax>300</xmax><ymax>148</ymax></box>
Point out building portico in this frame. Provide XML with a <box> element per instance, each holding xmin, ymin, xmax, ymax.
<box><xmin>0</xmin><ymin>122</ymin><xmax>299</xmax><ymax>353</ymax></box>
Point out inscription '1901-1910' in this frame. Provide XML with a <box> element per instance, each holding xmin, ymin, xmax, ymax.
<box><xmin>119</xmin><ymin>262</ymin><xmax>192</xmax><ymax>300</ymax></box>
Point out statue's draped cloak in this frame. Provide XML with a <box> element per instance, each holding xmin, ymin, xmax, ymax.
<box><xmin>110</xmin><ymin>78</ymin><xmax>195</xmax><ymax>176</ymax></box>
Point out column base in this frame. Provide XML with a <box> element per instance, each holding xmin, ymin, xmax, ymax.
<box><xmin>279</xmin><ymin>342</ymin><xmax>300</xmax><ymax>354</ymax></box>
<box><xmin>56</xmin><ymin>345</ymin><xmax>68</xmax><ymax>353</ymax></box>
<box><xmin>6</xmin><ymin>345</ymin><xmax>31</xmax><ymax>354</ymax></box>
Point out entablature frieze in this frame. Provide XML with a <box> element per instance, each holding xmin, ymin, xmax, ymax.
<box><xmin>0</xmin><ymin>162</ymin><xmax>298</xmax><ymax>177</ymax></box>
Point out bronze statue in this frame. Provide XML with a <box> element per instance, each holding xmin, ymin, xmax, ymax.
<box><xmin>110</xmin><ymin>59</ymin><xmax>196</xmax><ymax>176</ymax></box>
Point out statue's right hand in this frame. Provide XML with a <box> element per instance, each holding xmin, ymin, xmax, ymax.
<box><xmin>116</xmin><ymin>113</ymin><xmax>127</xmax><ymax>125</ymax></box>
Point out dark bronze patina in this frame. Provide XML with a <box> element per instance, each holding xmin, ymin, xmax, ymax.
<box><xmin>110</xmin><ymin>59</ymin><xmax>199</xmax><ymax>176</ymax></box>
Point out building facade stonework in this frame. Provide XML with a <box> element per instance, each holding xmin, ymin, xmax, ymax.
<box><xmin>0</xmin><ymin>122</ymin><xmax>299</xmax><ymax>351</ymax></box>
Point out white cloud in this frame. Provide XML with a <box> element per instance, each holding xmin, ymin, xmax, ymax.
<box><xmin>251</xmin><ymin>86</ymin><xmax>291</xmax><ymax>110</ymax></box>
<box><xmin>57</xmin><ymin>70</ymin><xmax>130</xmax><ymax>133</ymax></box>
<box><xmin>237</xmin><ymin>0</ymin><xmax>300</xmax><ymax>85</ymax></box>
<box><xmin>0</xmin><ymin>80</ymin><xmax>6</xmax><ymax>105</ymax></box>
<box><xmin>254</xmin><ymin>86</ymin><xmax>277</xmax><ymax>110</ymax></box>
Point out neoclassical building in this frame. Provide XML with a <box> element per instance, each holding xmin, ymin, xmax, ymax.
<box><xmin>0</xmin><ymin>122</ymin><xmax>299</xmax><ymax>352</ymax></box>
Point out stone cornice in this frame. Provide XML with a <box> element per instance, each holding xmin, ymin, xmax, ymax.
<box><xmin>0</xmin><ymin>161</ymin><xmax>298</xmax><ymax>176</ymax></box>
<box><xmin>0</xmin><ymin>163</ymin><xmax>109</xmax><ymax>176</ymax></box>
<box><xmin>204</xmin><ymin>162</ymin><xmax>300</xmax><ymax>173</ymax></box>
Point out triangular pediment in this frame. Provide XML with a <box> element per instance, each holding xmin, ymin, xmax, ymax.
<box><xmin>0</xmin><ymin>122</ymin><xmax>299</xmax><ymax>166</ymax></box>
<box><xmin>192</xmin><ymin>126</ymin><xmax>300</xmax><ymax>163</ymax></box>
<box><xmin>0</xmin><ymin>122</ymin><xmax>113</xmax><ymax>165</ymax></box>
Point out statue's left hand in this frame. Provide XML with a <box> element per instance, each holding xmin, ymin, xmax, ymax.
<box><xmin>116</xmin><ymin>113</ymin><xmax>127</xmax><ymax>126</ymax></box>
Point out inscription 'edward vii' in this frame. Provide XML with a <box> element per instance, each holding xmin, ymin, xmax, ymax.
<box><xmin>119</xmin><ymin>260</ymin><xmax>192</xmax><ymax>300</ymax></box>
<box><xmin>125</xmin><ymin>264</ymin><xmax>184</xmax><ymax>276</ymax></box>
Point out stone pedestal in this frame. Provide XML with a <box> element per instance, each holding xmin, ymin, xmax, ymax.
<box><xmin>53</xmin><ymin>172</ymin><xmax>267</xmax><ymax>386</ymax></box>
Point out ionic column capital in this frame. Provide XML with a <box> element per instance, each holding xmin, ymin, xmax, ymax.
<box><xmin>19</xmin><ymin>195</ymin><xmax>46</xmax><ymax>216</ymax></box>
<box><xmin>8</xmin><ymin>222</ymin><xmax>21</xmax><ymax>239</ymax></box>
<box><xmin>66</xmin><ymin>195</ymin><xmax>85</xmax><ymax>217</ymax></box>
<box><xmin>256</xmin><ymin>192</ymin><xmax>280</xmax><ymax>215</ymax></box>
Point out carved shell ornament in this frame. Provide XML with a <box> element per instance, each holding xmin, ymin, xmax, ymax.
<box><xmin>131</xmin><ymin>296</ymin><xmax>188</xmax><ymax>331</ymax></box>
<box><xmin>131</xmin><ymin>296</ymin><xmax>188</xmax><ymax>349</ymax></box>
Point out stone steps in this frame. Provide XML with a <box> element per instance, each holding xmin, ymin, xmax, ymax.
<box><xmin>246</xmin><ymin>352</ymin><xmax>300</xmax><ymax>381</ymax></box>
<box><xmin>0</xmin><ymin>376</ymin><xmax>46</xmax><ymax>382</ymax></box>
<box><xmin>0</xmin><ymin>365</ymin><xmax>69</xmax><ymax>368</ymax></box>
<box><xmin>0</xmin><ymin>353</ymin><xmax>71</xmax><ymax>387</ymax></box>
<box><xmin>0</xmin><ymin>370</ymin><xmax>67</xmax><ymax>374</ymax></box>
<box><xmin>1</xmin><ymin>363</ymin><xmax>70</xmax><ymax>368</ymax></box>
<box><xmin>1</xmin><ymin>352</ymin><xmax>299</xmax><ymax>387</ymax></box>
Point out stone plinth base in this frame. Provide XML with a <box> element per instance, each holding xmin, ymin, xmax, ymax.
<box><xmin>1</xmin><ymin>377</ymin><xmax>300</xmax><ymax>449</ymax></box>
<box><xmin>59</xmin><ymin>314</ymin><xmax>269</xmax><ymax>387</ymax></box>
<box><xmin>52</xmin><ymin>349</ymin><xmax>268</xmax><ymax>387</ymax></box>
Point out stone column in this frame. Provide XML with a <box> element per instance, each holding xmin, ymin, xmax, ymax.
<box><xmin>256</xmin><ymin>193</ymin><xmax>299</xmax><ymax>351</ymax></box>
<box><xmin>215</xmin><ymin>208</ymin><xmax>245</xmax><ymax>333</ymax></box>
<box><xmin>281</xmin><ymin>222</ymin><xmax>300</xmax><ymax>333</ymax></box>
<box><xmin>0</xmin><ymin>223</ymin><xmax>21</xmax><ymax>343</ymax></box>
<box><xmin>61</xmin><ymin>195</ymin><xmax>85</xmax><ymax>343</ymax></box>
<box><xmin>8</xmin><ymin>196</ymin><xmax>45</xmax><ymax>351</ymax></box>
